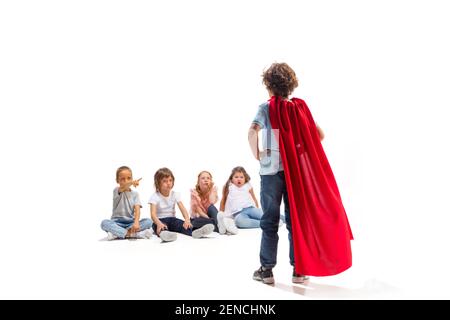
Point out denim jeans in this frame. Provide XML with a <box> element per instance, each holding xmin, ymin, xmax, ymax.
<box><xmin>235</xmin><ymin>206</ymin><xmax>263</xmax><ymax>228</ymax></box>
<box><xmin>259</xmin><ymin>171</ymin><xmax>294</xmax><ymax>268</ymax></box>
<box><xmin>101</xmin><ymin>217</ymin><xmax>153</xmax><ymax>239</ymax></box>
<box><xmin>151</xmin><ymin>217</ymin><xmax>193</xmax><ymax>236</ymax></box>
<box><xmin>192</xmin><ymin>204</ymin><xmax>219</xmax><ymax>232</ymax></box>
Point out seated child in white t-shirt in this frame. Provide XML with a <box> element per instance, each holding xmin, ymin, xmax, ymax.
<box><xmin>148</xmin><ymin>167</ymin><xmax>214</xmax><ymax>242</ymax></box>
<box><xmin>220</xmin><ymin>166</ymin><xmax>264</xmax><ymax>230</ymax></box>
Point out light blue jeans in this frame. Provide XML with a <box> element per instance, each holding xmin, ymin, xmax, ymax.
<box><xmin>234</xmin><ymin>206</ymin><xmax>263</xmax><ymax>228</ymax></box>
<box><xmin>101</xmin><ymin>217</ymin><xmax>153</xmax><ymax>239</ymax></box>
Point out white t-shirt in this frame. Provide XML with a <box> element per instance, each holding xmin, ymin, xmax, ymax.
<box><xmin>224</xmin><ymin>182</ymin><xmax>255</xmax><ymax>215</ymax></box>
<box><xmin>148</xmin><ymin>191</ymin><xmax>181</xmax><ymax>219</ymax></box>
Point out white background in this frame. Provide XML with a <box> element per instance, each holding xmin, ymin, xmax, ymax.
<box><xmin>1</xmin><ymin>0</ymin><xmax>450</xmax><ymax>299</ymax></box>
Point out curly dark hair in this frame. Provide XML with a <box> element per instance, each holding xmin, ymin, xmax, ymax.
<box><xmin>262</xmin><ymin>62</ymin><xmax>298</xmax><ymax>98</ymax></box>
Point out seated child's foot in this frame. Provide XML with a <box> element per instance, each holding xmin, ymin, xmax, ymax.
<box><xmin>192</xmin><ymin>224</ymin><xmax>214</xmax><ymax>239</ymax></box>
<box><xmin>107</xmin><ymin>232</ymin><xmax>118</xmax><ymax>241</ymax></box>
<box><xmin>159</xmin><ymin>230</ymin><xmax>177</xmax><ymax>242</ymax></box>
<box><xmin>224</xmin><ymin>218</ymin><xmax>239</xmax><ymax>235</ymax></box>
<box><xmin>136</xmin><ymin>229</ymin><xmax>152</xmax><ymax>239</ymax></box>
<box><xmin>217</xmin><ymin>211</ymin><xmax>226</xmax><ymax>234</ymax></box>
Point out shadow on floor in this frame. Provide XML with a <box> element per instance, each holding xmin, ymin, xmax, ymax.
<box><xmin>273</xmin><ymin>278</ymin><xmax>401</xmax><ymax>299</ymax></box>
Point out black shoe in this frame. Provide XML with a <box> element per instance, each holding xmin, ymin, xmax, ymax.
<box><xmin>253</xmin><ymin>266</ymin><xmax>274</xmax><ymax>284</ymax></box>
<box><xmin>292</xmin><ymin>268</ymin><xmax>309</xmax><ymax>283</ymax></box>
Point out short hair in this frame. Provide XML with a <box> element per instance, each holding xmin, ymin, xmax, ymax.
<box><xmin>154</xmin><ymin>167</ymin><xmax>175</xmax><ymax>192</ymax></box>
<box><xmin>262</xmin><ymin>62</ymin><xmax>298</xmax><ymax>98</ymax></box>
<box><xmin>116</xmin><ymin>166</ymin><xmax>132</xmax><ymax>182</ymax></box>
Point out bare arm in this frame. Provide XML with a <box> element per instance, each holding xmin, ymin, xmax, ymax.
<box><xmin>316</xmin><ymin>124</ymin><xmax>325</xmax><ymax>141</ymax></box>
<box><xmin>196</xmin><ymin>208</ymin><xmax>210</xmax><ymax>219</ymax></box>
<box><xmin>249</xmin><ymin>188</ymin><xmax>259</xmax><ymax>208</ymax></box>
<box><xmin>178</xmin><ymin>201</ymin><xmax>193</xmax><ymax>229</ymax></box>
<box><xmin>220</xmin><ymin>185</ymin><xmax>228</xmax><ymax>212</ymax></box>
<box><xmin>248</xmin><ymin>123</ymin><xmax>261</xmax><ymax>160</ymax></box>
<box><xmin>118</xmin><ymin>178</ymin><xmax>141</xmax><ymax>193</ymax></box>
<box><xmin>130</xmin><ymin>205</ymin><xmax>141</xmax><ymax>233</ymax></box>
<box><xmin>190</xmin><ymin>190</ymin><xmax>209</xmax><ymax>218</ymax></box>
<box><xmin>150</xmin><ymin>204</ymin><xmax>166</xmax><ymax>235</ymax></box>
<box><xmin>211</xmin><ymin>186</ymin><xmax>219</xmax><ymax>204</ymax></box>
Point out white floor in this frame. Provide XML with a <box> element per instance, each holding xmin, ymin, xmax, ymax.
<box><xmin>2</xmin><ymin>225</ymin><xmax>447</xmax><ymax>300</ymax></box>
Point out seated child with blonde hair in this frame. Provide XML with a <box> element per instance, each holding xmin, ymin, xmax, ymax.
<box><xmin>149</xmin><ymin>167</ymin><xmax>214</xmax><ymax>242</ymax></box>
<box><xmin>190</xmin><ymin>170</ymin><xmax>221</xmax><ymax>232</ymax></box>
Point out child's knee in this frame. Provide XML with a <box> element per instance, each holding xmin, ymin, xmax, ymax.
<box><xmin>140</xmin><ymin>218</ymin><xmax>153</xmax><ymax>229</ymax></box>
<box><xmin>100</xmin><ymin>219</ymin><xmax>111</xmax><ymax>230</ymax></box>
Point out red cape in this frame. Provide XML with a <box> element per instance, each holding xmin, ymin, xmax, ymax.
<box><xmin>269</xmin><ymin>96</ymin><xmax>353</xmax><ymax>276</ymax></box>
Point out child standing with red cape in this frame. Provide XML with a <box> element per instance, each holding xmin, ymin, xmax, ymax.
<box><xmin>249</xmin><ymin>63</ymin><xmax>353</xmax><ymax>284</ymax></box>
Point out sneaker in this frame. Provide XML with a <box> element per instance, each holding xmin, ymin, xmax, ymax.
<box><xmin>107</xmin><ymin>232</ymin><xmax>118</xmax><ymax>241</ymax></box>
<box><xmin>136</xmin><ymin>229</ymin><xmax>152</xmax><ymax>239</ymax></box>
<box><xmin>253</xmin><ymin>266</ymin><xmax>274</xmax><ymax>284</ymax></box>
<box><xmin>159</xmin><ymin>230</ymin><xmax>177</xmax><ymax>242</ymax></box>
<box><xmin>224</xmin><ymin>217</ymin><xmax>239</xmax><ymax>235</ymax></box>
<box><xmin>217</xmin><ymin>212</ymin><xmax>226</xmax><ymax>235</ymax></box>
<box><xmin>292</xmin><ymin>268</ymin><xmax>309</xmax><ymax>283</ymax></box>
<box><xmin>192</xmin><ymin>224</ymin><xmax>214</xmax><ymax>239</ymax></box>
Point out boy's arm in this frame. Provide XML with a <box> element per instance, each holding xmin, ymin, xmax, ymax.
<box><xmin>118</xmin><ymin>182</ymin><xmax>132</xmax><ymax>193</ymax></box>
<box><xmin>248</xmin><ymin>123</ymin><xmax>261</xmax><ymax>160</ymax></box>
<box><xmin>150</xmin><ymin>203</ymin><xmax>166</xmax><ymax>235</ymax></box>
<box><xmin>249</xmin><ymin>188</ymin><xmax>259</xmax><ymax>208</ymax></box>
<box><xmin>178</xmin><ymin>201</ymin><xmax>193</xmax><ymax>229</ymax></box>
<box><xmin>118</xmin><ymin>178</ymin><xmax>141</xmax><ymax>193</ymax></box>
<box><xmin>130</xmin><ymin>205</ymin><xmax>141</xmax><ymax>233</ymax></box>
<box><xmin>316</xmin><ymin>124</ymin><xmax>325</xmax><ymax>141</ymax></box>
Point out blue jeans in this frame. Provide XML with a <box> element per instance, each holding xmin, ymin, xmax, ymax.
<box><xmin>101</xmin><ymin>217</ymin><xmax>153</xmax><ymax>239</ymax></box>
<box><xmin>259</xmin><ymin>171</ymin><xmax>294</xmax><ymax>269</ymax></box>
<box><xmin>235</xmin><ymin>206</ymin><xmax>263</xmax><ymax>228</ymax></box>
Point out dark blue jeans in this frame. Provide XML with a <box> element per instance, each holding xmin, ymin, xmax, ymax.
<box><xmin>260</xmin><ymin>171</ymin><xmax>295</xmax><ymax>269</ymax></box>
<box><xmin>152</xmin><ymin>217</ymin><xmax>192</xmax><ymax>236</ymax></box>
<box><xmin>191</xmin><ymin>205</ymin><xmax>219</xmax><ymax>232</ymax></box>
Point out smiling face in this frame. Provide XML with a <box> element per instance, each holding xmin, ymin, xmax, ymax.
<box><xmin>231</xmin><ymin>171</ymin><xmax>246</xmax><ymax>187</ymax></box>
<box><xmin>198</xmin><ymin>172</ymin><xmax>212</xmax><ymax>191</ymax></box>
<box><xmin>117</xmin><ymin>169</ymin><xmax>133</xmax><ymax>189</ymax></box>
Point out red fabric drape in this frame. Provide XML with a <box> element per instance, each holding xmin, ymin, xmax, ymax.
<box><xmin>269</xmin><ymin>96</ymin><xmax>353</xmax><ymax>276</ymax></box>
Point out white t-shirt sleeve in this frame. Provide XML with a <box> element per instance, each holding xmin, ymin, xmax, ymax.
<box><xmin>173</xmin><ymin>191</ymin><xmax>182</xmax><ymax>203</ymax></box>
<box><xmin>133</xmin><ymin>192</ymin><xmax>142</xmax><ymax>208</ymax></box>
<box><xmin>148</xmin><ymin>193</ymin><xmax>160</xmax><ymax>205</ymax></box>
